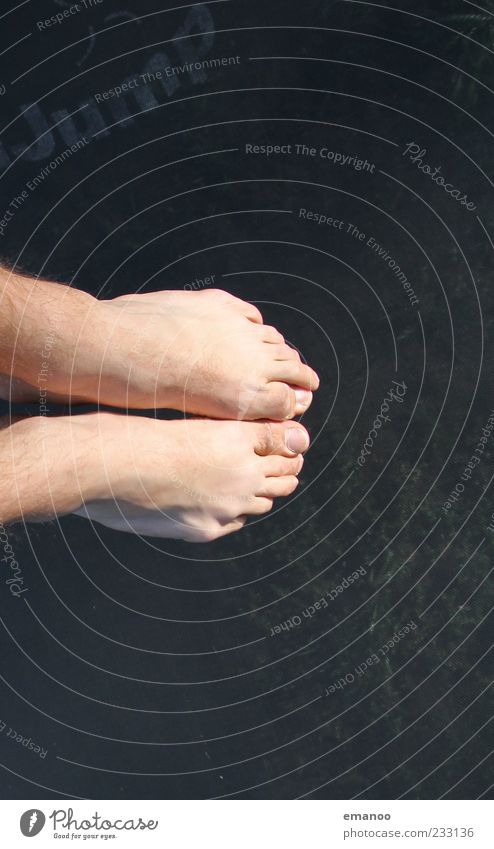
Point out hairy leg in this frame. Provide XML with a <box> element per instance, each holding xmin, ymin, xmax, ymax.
<box><xmin>0</xmin><ymin>413</ymin><xmax>310</xmax><ymax>541</ymax></box>
<box><xmin>0</xmin><ymin>267</ymin><xmax>319</xmax><ymax>419</ymax></box>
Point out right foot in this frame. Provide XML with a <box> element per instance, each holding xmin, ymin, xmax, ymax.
<box><xmin>74</xmin><ymin>414</ymin><xmax>310</xmax><ymax>541</ymax></box>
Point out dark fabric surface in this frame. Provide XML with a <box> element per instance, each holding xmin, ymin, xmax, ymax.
<box><xmin>0</xmin><ymin>0</ymin><xmax>492</xmax><ymax>799</ymax></box>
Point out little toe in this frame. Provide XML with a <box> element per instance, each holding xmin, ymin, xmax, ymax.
<box><xmin>250</xmin><ymin>497</ymin><xmax>274</xmax><ymax>515</ymax></box>
<box><xmin>185</xmin><ymin>515</ymin><xmax>248</xmax><ymax>543</ymax></box>
<box><xmin>214</xmin><ymin>516</ymin><xmax>249</xmax><ymax>538</ymax></box>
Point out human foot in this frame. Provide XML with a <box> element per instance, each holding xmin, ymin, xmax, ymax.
<box><xmin>74</xmin><ymin>414</ymin><xmax>310</xmax><ymax>541</ymax></box>
<box><xmin>0</xmin><ymin>276</ymin><xmax>319</xmax><ymax>419</ymax></box>
<box><xmin>93</xmin><ymin>288</ymin><xmax>320</xmax><ymax>419</ymax></box>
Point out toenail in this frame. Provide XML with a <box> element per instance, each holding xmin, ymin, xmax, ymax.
<box><xmin>286</xmin><ymin>428</ymin><xmax>310</xmax><ymax>454</ymax></box>
<box><xmin>295</xmin><ymin>389</ymin><xmax>312</xmax><ymax>407</ymax></box>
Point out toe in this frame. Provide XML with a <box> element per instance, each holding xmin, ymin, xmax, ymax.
<box><xmin>255</xmin><ymin>382</ymin><xmax>312</xmax><ymax>419</ymax></box>
<box><xmin>261</xmin><ymin>455</ymin><xmax>304</xmax><ymax>477</ymax></box>
<box><xmin>254</xmin><ymin>421</ymin><xmax>310</xmax><ymax>457</ymax></box>
<box><xmin>260</xmin><ymin>475</ymin><xmax>300</xmax><ymax>498</ymax></box>
<box><xmin>253</xmin><ymin>382</ymin><xmax>298</xmax><ymax>420</ymax></box>
<box><xmin>238</xmin><ymin>380</ymin><xmax>312</xmax><ymax>421</ymax></box>
<box><xmin>238</xmin><ymin>299</ymin><xmax>263</xmax><ymax>323</ymax></box>
<box><xmin>293</xmin><ymin>388</ymin><xmax>313</xmax><ymax>415</ymax></box>
<box><xmin>269</xmin><ymin>360</ymin><xmax>320</xmax><ymax>391</ymax></box>
<box><xmin>213</xmin><ymin>516</ymin><xmax>249</xmax><ymax>539</ymax></box>
<box><xmin>185</xmin><ymin>516</ymin><xmax>248</xmax><ymax>542</ymax></box>
<box><xmin>243</xmin><ymin>305</ymin><xmax>263</xmax><ymax>324</ymax></box>
<box><xmin>250</xmin><ymin>497</ymin><xmax>274</xmax><ymax>515</ymax></box>
<box><xmin>270</xmin><ymin>343</ymin><xmax>301</xmax><ymax>361</ymax></box>
<box><xmin>261</xmin><ymin>325</ymin><xmax>285</xmax><ymax>343</ymax></box>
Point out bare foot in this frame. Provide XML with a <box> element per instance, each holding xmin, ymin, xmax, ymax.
<box><xmin>0</xmin><ymin>288</ymin><xmax>319</xmax><ymax>421</ymax></box>
<box><xmin>75</xmin><ymin>415</ymin><xmax>310</xmax><ymax>541</ymax></box>
<box><xmin>85</xmin><ymin>288</ymin><xmax>319</xmax><ymax>419</ymax></box>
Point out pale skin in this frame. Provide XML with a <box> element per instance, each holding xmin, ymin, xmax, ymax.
<box><xmin>0</xmin><ymin>266</ymin><xmax>318</xmax><ymax>541</ymax></box>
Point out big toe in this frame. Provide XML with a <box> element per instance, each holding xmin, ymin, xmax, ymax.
<box><xmin>254</xmin><ymin>421</ymin><xmax>310</xmax><ymax>457</ymax></box>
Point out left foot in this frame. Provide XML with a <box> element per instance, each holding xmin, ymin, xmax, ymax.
<box><xmin>94</xmin><ymin>288</ymin><xmax>320</xmax><ymax>419</ymax></box>
<box><xmin>0</xmin><ymin>288</ymin><xmax>319</xmax><ymax>420</ymax></box>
